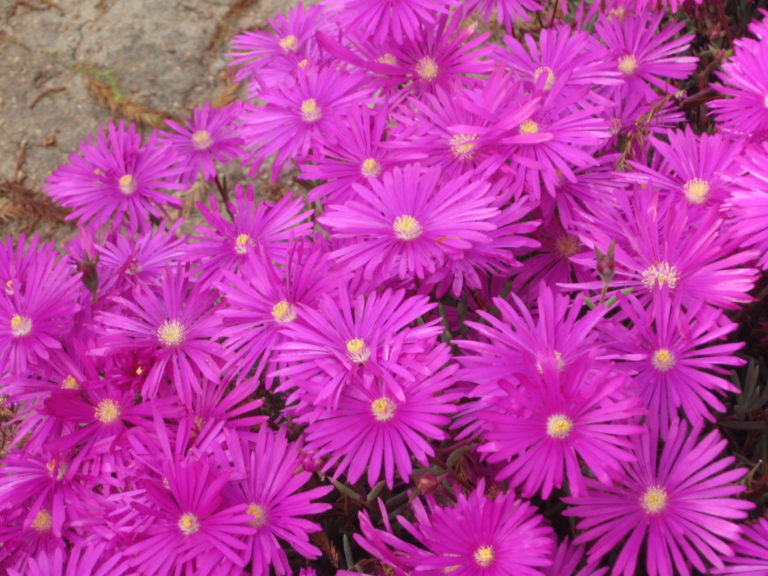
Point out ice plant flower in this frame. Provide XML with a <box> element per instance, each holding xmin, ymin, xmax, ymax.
<box><xmin>93</xmin><ymin>267</ymin><xmax>224</xmax><ymax>404</ymax></box>
<box><xmin>125</xmin><ymin>457</ymin><xmax>253</xmax><ymax>576</ymax></box>
<box><xmin>189</xmin><ymin>184</ymin><xmax>312</xmax><ymax>285</ymax></box>
<box><xmin>302</xmin><ymin>360</ymin><xmax>459</xmax><ymax>488</ymax></box>
<box><xmin>321</xmin><ymin>0</ymin><xmax>460</xmax><ymax>45</ymax></box>
<box><xmin>239</xmin><ymin>65</ymin><xmax>372</xmax><ymax>179</ymax></box>
<box><xmin>161</xmin><ymin>102</ymin><xmax>244</xmax><ymax>184</ymax></box>
<box><xmin>596</xmin><ymin>12</ymin><xmax>697</xmax><ymax>104</ymax></box>
<box><xmin>273</xmin><ymin>285</ymin><xmax>442</xmax><ymax>408</ymax></box>
<box><xmin>605</xmin><ymin>292</ymin><xmax>743</xmax><ymax>429</ymax></box>
<box><xmin>479</xmin><ymin>355</ymin><xmax>644</xmax><ymax>498</ymax></box>
<box><xmin>228</xmin><ymin>427</ymin><xmax>332</xmax><ymax>576</ymax></box>
<box><xmin>44</xmin><ymin>121</ymin><xmax>185</xmax><ymax>232</ymax></box>
<box><xmin>710</xmin><ymin>38</ymin><xmax>768</xmax><ymax>137</ymax></box>
<box><xmin>716</xmin><ymin>517</ymin><xmax>768</xmax><ymax>575</ymax></box>
<box><xmin>319</xmin><ymin>164</ymin><xmax>499</xmax><ymax>284</ymax></box>
<box><xmin>565</xmin><ymin>422</ymin><xmax>753</xmax><ymax>576</ymax></box>
<box><xmin>627</xmin><ymin>126</ymin><xmax>742</xmax><ymax>212</ymax></box>
<box><xmin>217</xmin><ymin>241</ymin><xmax>333</xmax><ymax>379</ymax></box>
<box><xmin>0</xmin><ymin>238</ymin><xmax>81</xmax><ymax>376</ymax></box>
<box><xmin>399</xmin><ymin>481</ymin><xmax>555</xmax><ymax>575</ymax></box>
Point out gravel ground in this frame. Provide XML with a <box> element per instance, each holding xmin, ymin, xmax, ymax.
<box><xmin>0</xmin><ymin>0</ymin><xmax>294</xmax><ymax>239</ymax></box>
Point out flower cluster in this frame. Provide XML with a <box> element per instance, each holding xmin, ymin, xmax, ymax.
<box><xmin>1</xmin><ymin>1</ymin><xmax>767</xmax><ymax>575</ymax></box>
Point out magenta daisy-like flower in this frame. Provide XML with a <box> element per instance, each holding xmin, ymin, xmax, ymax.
<box><xmin>94</xmin><ymin>267</ymin><xmax>223</xmax><ymax>404</ymax></box>
<box><xmin>716</xmin><ymin>517</ymin><xmax>768</xmax><ymax>575</ymax></box>
<box><xmin>399</xmin><ymin>481</ymin><xmax>555</xmax><ymax>575</ymax></box>
<box><xmin>125</xmin><ymin>457</ymin><xmax>252</xmax><ymax>576</ymax></box>
<box><xmin>565</xmin><ymin>422</ymin><xmax>753</xmax><ymax>576</ymax></box>
<box><xmin>217</xmin><ymin>241</ymin><xmax>333</xmax><ymax>379</ymax></box>
<box><xmin>300</xmin><ymin>106</ymin><xmax>394</xmax><ymax>205</ymax></box>
<box><xmin>44</xmin><ymin>121</ymin><xmax>185</xmax><ymax>232</ymax></box>
<box><xmin>302</xmin><ymin>360</ymin><xmax>459</xmax><ymax>488</ymax></box>
<box><xmin>595</xmin><ymin>12</ymin><xmax>697</xmax><ymax>103</ymax></box>
<box><xmin>227</xmin><ymin>2</ymin><xmax>327</xmax><ymax>85</ymax></box>
<box><xmin>161</xmin><ymin>102</ymin><xmax>243</xmax><ymax>184</ymax></box>
<box><xmin>97</xmin><ymin>223</ymin><xmax>187</xmax><ymax>296</ymax></box>
<box><xmin>0</xmin><ymin>238</ymin><xmax>82</xmax><ymax>376</ymax></box>
<box><xmin>319</xmin><ymin>164</ymin><xmax>498</xmax><ymax>284</ymax></box>
<box><xmin>321</xmin><ymin>0</ymin><xmax>459</xmax><ymax>45</ymax></box>
<box><xmin>227</xmin><ymin>426</ymin><xmax>332</xmax><ymax>576</ymax></box>
<box><xmin>497</xmin><ymin>25</ymin><xmax>621</xmax><ymax>98</ymax></box>
<box><xmin>728</xmin><ymin>141</ymin><xmax>768</xmax><ymax>269</ymax></box>
<box><xmin>627</xmin><ymin>126</ymin><xmax>742</xmax><ymax>211</ymax></box>
<box><xmin>189</xmin><ymin>184</ymin><xmax>312</xmax><ymax>285</ymax></box>
<box><xmin>479</xmin><ymin>355</ymin><xmax>644</xmax><ymax>498</ymax></box>
<box><xmin>574</xmin><ymin>188</ymin><xmax>758</xmax><ymax>310</ymax></box>
<box><xmin>273</xmin><ymin>285</ymin><xmax>441</xmax><ymax>408</ymax></box>
<box><xmin>710</xmin><ymin>39</ymin><xmax>768</xmax><ymax>137</ymax></box>
<box><xmin>465</xmin><ymin>0</ymin><xmax>542</xmax><ymax>30</ymax></box>
<box><xmin>605</xmin><ymin>291</ymin><xmax>742</xmax><ymax>430</ymax></box>
<box><xmin>239</xmin><ymin>65</ymin><xmax>372</xmax><ymax>179</ymax></box>
<box><xmin>458</xmin><ymin>283</ymin><xmax>607</xmax><ymax>393</ymax></box>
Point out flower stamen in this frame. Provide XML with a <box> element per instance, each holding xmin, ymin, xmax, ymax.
<box><xmin>361</xmin><ymin>157</ymin><xmax>381</xmax><ymax>178</ymax></box>
<box><xmin>346</xmin><ymin>338</ymin><xmax>370</xmax><ymax>364</ymax></box>
<box><xmin>546</xmin><ymin>413</ymin><xmax>573</xmax><ymax>439</ymax></box>
<box><xmin>652</xmin><ymin>348</ymin><xmax>676</xmax><ymax>371</ymax></box>
<box><xmin>157</xmin><ymin>320</ymin><xmax>186</xmax><ymax>347</ymax></box>
<box><xmin>641</xmin><ymin>261</ymin><xmax>680</xmax><ymax>291</ymax></box>
<box><xmin>94</xmin><ymin>399</ymin><xmax>121</xmax><ymax>424</ymax></box>
<box><xmin>178</xmin><ymin>512</ymin><xmax>200</xmax><ymax>535</ymax></box>
<box><xmin>300</xmin><ymin>98</ymin><xmax>322</xmax><ymax>123</ymax></box>
<box><xmin>118</xmin><ymin>174</ymin><xmax>136</xmax><ymax>195</ymax></box>
<box><xmin>371</xmin><ymin>397</ymin><xmax>396</xmax><ymax>421</ymax></box>
<box><xmin>10</xmin><ymin>314</ymin><xmax>32</xmax><ymax>337</ymax></box>
<box><xmin>246</xmin><ymin>503</ymin><xmax>268</xmax><ymax>528</ymax></box>
<box><xmin>641</xmin><ymin>486</ymin><xmax>668</xmax><ymax>514</ymax></box>
<box><xmin>473</xmin><ymin>545</ymin><xmax>495</xmax><ymax>567</ymax></box>
<box><xmin>191</xmin><ymin>130</ymin><xmax>213</xmax><ymax>151</ymax></box>
<box><xmin>415</xmin><ymin>56</ymin><xmax>439</xmax><ymax>81</ymax></box>
<box><xmin>271</xmin><ymin>300</ymin><xmax>297</xmax><ymax>323</ymax></box>
<box><xmin>393</xmin><ymin>215</ymin><xmax>422</xmax><ymax>241</ymax></box>
<box><xmin>682</xmin><ymin>178</ymin><xmax>710</xmax><ymax>205</ymax></box>
<box><xmin>618</xmin><ymin>54</ymin><xmax>638</xmax><ymax>75</ymax></box>
<box><xmin>450</xmin><ymin>133</ymin><xmax>478</xmax><ymax>160</ymax></box>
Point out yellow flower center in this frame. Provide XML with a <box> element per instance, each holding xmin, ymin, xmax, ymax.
<box><xmin>300</xmin><ymin>98</ymin><xmax>322</xmax><ymax>123</ymax></box>
<box><xmin>554</xmin><ymin>234</ymin><xmax>580</xmax><ymax>258</ymax></box>
<box><xmin>298</xmin><ymin>58</ymin><xmax>309</xmax><ymax>69</ymax></box>
<box><xmin>393</xmin><ymin>214</ymin><xmax>422</xmax><ymax>241</ymax></box>
<box><xmin>191</xmin><ymin>130</ymin><xmax>213</xmax><ymax>151</ymax></box>
<box><xmin>271</xmin><ymin>300</ymin><xmax>297</xmax><ymax>323</ymax></box>
<box><xmin>157</xmin><ymin>320</ymin><xmax>185</xmax><ymax>347</ymax></box>
<box><xmin>62</xmin><ymin>374</ymin><xmax>79</xmax><ymax>390</ymax></box>
<box><xmin>641</xmin><ymin>261</ymin><xmax>680</xmax><ymax>291</ymax></box>
<box><xmin>118</xmin><ymin>174</ymin><xmax>136</xmax><ymax>195</ymax></box>
<box><xmin>234</xmin><ymin>233</ymin><xmax>251</xmax><ymax>255</ymax></box>
<box><xmin>618</xmin><ymin>54</ymin><xmax>638</xmax><ymax>75</ymax></box>
<box><xmin>346</xmin><ymin>338</ymin><xmax>370</xmax><ymax>364</ymax></box>
<box><xmin>546</xmin><ymin>413</ymin><xmax>573</xmax><ymax>439</ymax></box>
<box><xmin>534</xmin><ymin>65</ymin><xmax>556</xmax><ymax>91</ymax></box>
<box><xmin>473</xmin><ymin>545</ymin><xmax>495</xmax><ymax>567</ymax></box>
<box><xmin>377</xmin><ymin>53</ymin><xmax>397</xmax><ymax>66</ymax></box>
<box><xmin>415</xmin><ymin>56</ymin><xmax>439</xmax><ymax>81</ymax></box>
<box><xmin>10</xmin><ymin>314</ymin><xmax>32</xmax><ymax>337</ymax></box>
<box><xmin>246</xmin><ymin>503</ymin><xmax>268</xmax><ymax>528</ymax></box>
<box><xmin>519</xmin><ymin>119</ymin><xmax>539</xmax><ymax>135</ymax></box>
<box><xmin>279</xmin><ymin>34</ymin><xmax>298</xmax><ymax>52</ymax></box>
<box><xmin>46</xmin><ymin>458</ymin><xmax>67</xmax><ymax>480</ymax></box>
<box><xmin>5</xmin><ymin>279</ymin><xmax>13</xmax><ymax>296</ymax></box>
<box><xmin>371</xmin><ymin>397</ymin><xmax>396</xmax><ymax>421</ymax></box>
<box><xmin>178</xmin><ymin>512</ymin><xmax>200</xmax><ymax>535</ymax></box>
<box><xmin>641</xmin><ymin>486</ymin><xmax>668</xmax><ymax>514</ymax></box>
<box><xmin>682</xmin><ymin>178</ymin><xmax>710</xmax><ymax>205</ymax></box>
<box><xmin>361</xmin><ymin>157</ymin><xmax>381</xmax><ymax>178</ymax></box>
<box><xmin>652</xmin><ymin>348</ymin><xmax>676</xmax><ymax>371</ymax></box>
<box><xmin>94</xmin><ymin>399</ymin><xmax>121</xmax><ymax>424</ymax></box>
<box><xmin>31</xmin><ymin>509</ymin><xmax>52</xmax><ymax>532</ymax></box>
<box><xmin>449</xmin><ymin>133</ymin><xmax>478</xmax><ymax>160</ymax></box>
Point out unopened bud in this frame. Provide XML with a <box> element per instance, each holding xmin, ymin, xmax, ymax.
<box><xmin>416</xmin><ymin>474</ymin><xmax>438</xmax><ymax>494</ymax></box>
